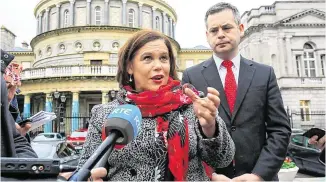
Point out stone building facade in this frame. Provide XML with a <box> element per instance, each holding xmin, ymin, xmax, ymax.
<box><xmin>239</xmin><ymin>0</ymin><xmax>325</xmax><ymax>129</ymax></box>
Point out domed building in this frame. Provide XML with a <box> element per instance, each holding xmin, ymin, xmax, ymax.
<box><xmin>5</xmin><ymin>0</ymin><xmax>212</xmax><ymax>134</ymax></box>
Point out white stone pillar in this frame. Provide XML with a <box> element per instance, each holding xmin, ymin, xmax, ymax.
<box><xmin>151</xmin><ymin>6</ymin><xmax>156</xmax><ymax>30</ymax></box>
<box><xmin>277</xmin><ymin>36</ymin><xmax>286</xmax><ymax>76</ymax></box>
<box><xmin>45</xmin><ymin>8</ymin><xmax>50</xmax><ymax>32</ymax></box>
<box><xmin>86</xmin><ymin>0</ymin><xmax>92</xmax><ymax>25</ymax></box>
<box><xmin>56</xmin><ymin>3</ymin><xmax>61</xmax><ymax>29</ymax></box>
<box><xmin>38</xmin><ymin>14</ymin><xmax>42</xmax><ymax>33</ymax></box>
<box><xmin>173</xmin><ymin>22</ymin><xmax>176</xmax><ymax>39</ymax></box>
<box><xmin>285</xmin><ymin>35</ymin><xmax>294</xmax><ymax>76</ymax></box>
<box><xmin>138</xmin><ymin>2</ymin><xmax>143</xmax><ymax>28</ymax></box>
<box><xmin>104</xmin><ymin>0</ymin><xmax>109</xmax><ymax>25</ymax></box>
<box><xmin>122</xmin><ymin>0</ymin><xmax>127</xmax><ymax>26</ymax></box>
<box><xmin>69</xmin><ymin>0</ymin><xmax>75</xmax><ymax>26</ymax></box>
<box><xmin>162</xmin><ymin>12</ymin><xmax>166</xmax><ymax>34</ymax></box>
<box><xmin>36</xmin><ymin>15</ymin><xmax>39</xmax><ymax>34</ymax></box>
<box><xmin>169</xmin><ymin>17</ymin><xmax>172</xmax><ymax>37</ymax></box>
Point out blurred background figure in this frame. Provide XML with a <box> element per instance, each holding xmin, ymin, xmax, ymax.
<box><xmin>1</xmin><ymin>49</ymin><xmax>37</xmax><ymax>158</ymax></box>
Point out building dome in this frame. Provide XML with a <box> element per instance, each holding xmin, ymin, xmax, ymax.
<box><xmin>31</xmin><ymin>0</ymin><xmax>178</xmax><ymax>67</ymax></box>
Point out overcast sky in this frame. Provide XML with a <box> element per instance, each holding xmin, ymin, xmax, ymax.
<box><xmin>0</xmin><ymin>0</ymin><xmax>279</xmax><ymax>48</ymax></box>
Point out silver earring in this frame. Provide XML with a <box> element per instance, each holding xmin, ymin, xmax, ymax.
<box><xmin>129</xmin><ymin>74</ymin><xmax>132</xmax><ymax>82</ymax></box>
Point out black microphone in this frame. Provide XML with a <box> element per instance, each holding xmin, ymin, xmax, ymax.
<box><xmin>69</xmin><ymin>104</ymin><xmax>142</xmax><ymax>181</ymax></box>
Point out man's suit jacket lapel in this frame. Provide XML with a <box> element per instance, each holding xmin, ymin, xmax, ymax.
<box><xmin>231</xmin><ymin>57</ymin><xmax>256</xmax><ymax>123</ymax></box>
<box><xmin>201</xmin><ymin>57</ymin><xmax>232</xmax><ymax>119</ymax></box>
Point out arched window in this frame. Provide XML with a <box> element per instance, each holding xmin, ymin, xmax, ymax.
<box><xmin>128</xmin><ymin>9</ymin><xmax>135</xmax><ymax>27</ymax></box>
<box><xmin>155</xmin><ymin>16</ymin><xmax>160</xmax><ymax>31</ymax></box>
<box><xmin>304</xmin><ymin>43</ymin><xmax>313</xmax><ymax>49</ymax></box>
<box><xmin>303</xmin><ymin>43</ymin><xmax>316</xmax><ymax>77</ymax></box>
<box><xmin>64</xmin><ymin>10</ymin><xmax>69</xmax><ymax>28</ymax></box>
<box><xmin>95</xmin><ymin>6</ymin><xmax>101</xmax><ymax>25</ymax></box>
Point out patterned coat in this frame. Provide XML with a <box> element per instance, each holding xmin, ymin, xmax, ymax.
<box><xmin>77</xmin><ymin>91</ymin><xmax>235</xmax><ymax>181</ymax></box>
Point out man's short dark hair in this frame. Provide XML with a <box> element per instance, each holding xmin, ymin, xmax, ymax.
<box><xmin>205</xmin><ymin>2</ymin><xmax>241</xmax><ymax>28</ymax></box>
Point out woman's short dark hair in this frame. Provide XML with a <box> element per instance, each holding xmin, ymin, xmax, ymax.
<box><xmin>116</xmin><ymin>30</ymin><xmax>178</xmax><ymax>88</ymax></box>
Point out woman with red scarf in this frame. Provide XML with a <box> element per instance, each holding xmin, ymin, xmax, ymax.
<box><xmin>77</xmin><ymin>30</ymin><xmax>235</xmax><ymax>181</ymax></box>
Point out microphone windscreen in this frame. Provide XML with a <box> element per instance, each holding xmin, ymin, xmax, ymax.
<box><xmin>103</xmin><ymin>104</ymin><xmax>142</xmax><ymax>144</ymax></box>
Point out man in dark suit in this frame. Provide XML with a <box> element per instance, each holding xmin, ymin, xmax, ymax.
<box><xmin>182</xmin><ymin>2</ymin><xmax>291</xmax><ymax>181</ymax></box>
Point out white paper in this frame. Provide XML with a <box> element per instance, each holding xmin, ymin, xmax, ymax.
<box><xmin>28</xmin><ymin>111</ymin><xmax>57</xmax><ymax>131</ymax></box>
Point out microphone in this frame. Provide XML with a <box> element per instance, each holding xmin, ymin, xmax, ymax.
<box><xmin>69</xmin><ymin>104</ymin><xmax>142</xmax><ymax>181</ymax></box>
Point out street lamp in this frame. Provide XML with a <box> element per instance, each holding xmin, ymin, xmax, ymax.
<box><xmin>52</xmin><ymin>90</ymin><xmax>66</xmax><ymax>133</ymax></box>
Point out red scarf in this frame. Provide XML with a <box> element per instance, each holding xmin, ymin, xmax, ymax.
<box><xmin>125</xmin><ymin>78</ymin><xmax>191</xmax><ymax>181</ymax></box>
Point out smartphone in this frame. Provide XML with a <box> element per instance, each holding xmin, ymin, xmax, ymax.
<box><xmin>302</xmin><ymin>127</ymin><xmax>325</xmax><ymax>139</ymax></box>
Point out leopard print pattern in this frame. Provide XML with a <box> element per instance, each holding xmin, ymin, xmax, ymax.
<box><xmin>77</xmin><ymin>90</ymin><xmax>235</xmax><ymax>181</ymax></box>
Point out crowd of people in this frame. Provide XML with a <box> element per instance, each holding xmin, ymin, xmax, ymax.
<box><xmin>1</xmin><ymin>2</ymin><xmax>324</xmax><ymax>182</ymax></box>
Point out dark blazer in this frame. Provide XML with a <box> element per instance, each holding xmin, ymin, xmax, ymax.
<box><xmin>1</xmin><ymin>75</ymin><xmax>37</xmax><ymax>158</ymax></box>
<box><xmin>182</xmin><ymin>56</ymin><xmax>291</xmax><ymax>181</ymax></box>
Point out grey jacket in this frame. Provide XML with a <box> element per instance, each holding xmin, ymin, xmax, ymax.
<box><xmin>77</xmin><ymin>90</ymin><xmax>235</xmax><ymax>181</ymax></box>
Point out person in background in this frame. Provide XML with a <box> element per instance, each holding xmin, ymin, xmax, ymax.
<box><xmin>77</xmin><ymin>30</ymin><xmax>235</xmax><ymax>181</ymax></box>
<box><xmin>182</xmin><ymin>2</ymin><xmax>291</xmax><ymax>181</ymax></box>
<box><xmin>1</xmin><ymin>49</ymin><xmax>37</xmax><ymax>158</ymax></box>
<box><xmin>1</xmin><ymin>49</ymin><xmax>31</xmax><ymax>140</ymax></box>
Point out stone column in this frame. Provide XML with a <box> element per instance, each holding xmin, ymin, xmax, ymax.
<box><xmin>45</xmin><ymin>93</ymin><xmax>53</xmax><ymax>132</ymax></box>
<box><xmin>138</xmin><ymin>2</ymin><xmax>143</xmax><ymax>28</ymax></box>
<box><xmin>104</xmin><ymin>0</ymin><xmax>109</xmax><ymax>25</ymax></box>
<box><xmin>69</xmin><ymin>0</ymin><xmax>75</xmax><ymax>26</ymax></box>
<box><xmin>173</xmin><ymin>22</ymin><xmax>176</xmax><ymax>39</ymax></box>
<box><xmin>56</xmin><ymin>3</ymin><xmax>61</xmax><ymax>29</ymax></box>
<box><xmin>44</xmin><ymin>8</ymin><xmax>50</xmax><ymax>32</ymax></box>
<box><xmin>169</xmin><ymin>17</ymin><xmax>172</xmax><ymax>37</ymax></box>
<box><xmin>71</xmin><ymin>92</ymin><xmax>80</xmax><ymax>132</ymax></box>
<box><xmin>86</xmin><ymin>0</ymin><xmax>92</xmax><ymax>25</ymax></box>
<box><xmin>36</xmin><ymin>15</ymin><xmax>39</xmax><ymax>34</ymax></box>
<box><xmin>285</xmin><ymin>35</ymin><xmax>294</xmax><ymax>76</ymax></box>
<box><xmin>122</xmin><ymin>0</ymin><xmax>127</xmax><ymax>26</ymax></box>
<box><xmin>151</xmin><ymin>7</ymin><xmax>156</xmax><ymax>30</ymax></box>
<box><xmin>277</xmin><ymin>36</ymin><xmax>286</xmax><ymax>76</ymax></box>
<box><xmin>102</xmin><ymin>91</ymin><xmax>109</xmax><ymax>104</ymax></box>
<box><xmin>162</xmin><ymin>12</ymin><xmax>166</xmax><ymax>34</ymax></box>
<box><xmin>38</xmin><ymin>14</ymin><xmax>42</xmax><ymax>33</ymax></box>
<box><xmin>23</xmin><ymin>94</ymin><xmax>31</xmax><ymax>119</ymax></box>
<box><xmin>292</xmin><ymin>54</ymin><xmax>298</xmax><ymax>76</ymax></box>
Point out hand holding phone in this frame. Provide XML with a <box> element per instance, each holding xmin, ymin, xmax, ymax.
<box><xmin>302</xmin><ymin>127</ymin><xmax>325</xmax><ymax>139</ymax></box>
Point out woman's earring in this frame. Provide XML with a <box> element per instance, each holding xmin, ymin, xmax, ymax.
<box><xmin>129</xmin><ymin>74</ymin><xmax>133</xmax><ymax>82</ymax></box>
